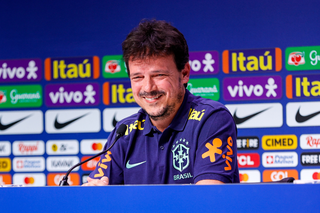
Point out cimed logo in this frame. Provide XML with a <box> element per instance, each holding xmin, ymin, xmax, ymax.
<box><xmin>172</xmin><ymin>138</ymin><xmax>190</xmax><ymax>172</ymax></box>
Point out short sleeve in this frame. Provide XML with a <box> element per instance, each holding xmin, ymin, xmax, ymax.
<box><xmin>194</xmin><ymin>108</ymin><xmax>239</xmax><ymax>183</ymax></box>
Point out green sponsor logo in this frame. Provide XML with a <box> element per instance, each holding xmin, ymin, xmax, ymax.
<box><xmin>187</xmin><ymin>78</ymin><xmax>220</xmax><ymax>101</ymax></box>
<box><xmin>286</xmin><ymin>46</ymin><xmax>320</xmax><ymax>71</ymax></box>
<box><xmin>102</xmin><ymin>55</ymin><xmax>128</xmax><ymax>79</ymax></box>
<box><xmin>0</xmin><ymin>85</ymin><xmax>42</xmax><ymax>108</ymax></box>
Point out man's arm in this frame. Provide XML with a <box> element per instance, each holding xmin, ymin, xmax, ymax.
<box><xmin>196</xmin><ymin>179</ymin><xmax>224</xmax><ymax>184</ymax></box>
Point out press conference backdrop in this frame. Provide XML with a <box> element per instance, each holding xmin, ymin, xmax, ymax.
<box><xmin>0</xmin><ymin>0</ymin><xmax>320</xmax><ymax>186</ymax></box>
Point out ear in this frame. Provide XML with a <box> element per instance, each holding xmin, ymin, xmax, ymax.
<box><xmin>181</xmin><ymin>62</ymin><xmax>190</xmax><ymax>84</ymax></box>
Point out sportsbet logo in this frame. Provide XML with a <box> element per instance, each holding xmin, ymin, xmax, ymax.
<box><xmin>263</xmin><ymin>170</ymin><xmax>298</xmax><ymax>182</ymax></box>
<box><xmin>102</xmin><ymin>55</ymin><xmax>127</xmax><ymax>79</ymax></box>
<box><xmin>286</xmin><ymin>74</ymin><xmax>320</xmax><ymax>99</ymax></box>
<box><xmin>81</xmin><ymin>156</ymin><xmax>100</xmax><ymax>171</ymax></box>
<box><xmin>0</xmin><ymin>85</ymin><xmax>42</xmax><ymax>108</ymax></box>
<box><xmin>45</xmin><ymin>56</ymin><xmax>100</xmax><ymax>81</ymax></box>
<box><xmin>0</xmin><ymin>174</ymin><xmax>12</xmax><ymax>185</ymax></box>
<box><xmin>47</xmin><ymin>173</ymin><xmax>80</xmax><ymax>186</ymax></box>
<box><xmin>262</xmin><ymin>135</ymin><xmax>297</xmax><ymax>150</ymax></box>
<box><xmin>187</xmin><ymin>78</ymin><xmax>219</xmax><ymax>101</ymax></box>
<box><xmin>103</xmin><ymin>81</ymin><xmax>137</xmax><ymax>106</ymax></box>
<box><xmin>222</xmin><ymin>48</ymin><xmax>282</xmax><ymax>74</ymax></box>
<box><xmin>286</xmin><ymin>46</ymin><xmax>320</xmax><ymax>71</ymax></box>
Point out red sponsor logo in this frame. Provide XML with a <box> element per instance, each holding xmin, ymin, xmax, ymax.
<box><xmin>313</xmin><ymin>172</ymin><xmax>320</xmax><ymax>180</ymax></box>
<box><xmin>92</xmin><ymin>143</ymin><xmax>103</xmax><ymax>151</ymax></box>
<box><xmin>18</xmin><ymin>142</ymin><xmax>38</xmax><ymax>154</ymax></box>
<box><xmin>237</xmin><ymin>153</ymin><xmax>260</xmax><ymax>168</ymax></box>
<box><xmin>306</xmin><ymin>136</ymin><xmax>320</xmax><ymax>148</ymax></box>
<box><xmin>266</xmin><ymin>155</ymin><xmax>274</xmax><ymax>164</ymax></box>
<box><xmin>81</xmin><ymin>156</ymin><xmax>100</xmax><ymax>171</ymax></box>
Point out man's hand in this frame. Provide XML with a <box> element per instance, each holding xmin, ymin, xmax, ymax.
<box><xmin>196</xmin><ymin>179</ymin><xmax>224</xmax><ymax>185</ymax></box>
<box><xmin>82</xmin><ymin>176</ymin><xmax>109</xmax><ymax>186</ymax></box>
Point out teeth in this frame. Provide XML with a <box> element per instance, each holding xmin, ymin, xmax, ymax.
<box><xmin>145</xmin><ymin>95</ymin><xmax>160</xmax><ymax>101</ymax></box>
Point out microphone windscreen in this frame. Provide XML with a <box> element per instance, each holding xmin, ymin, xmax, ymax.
<box><xmin>116</xmin><ymin>124</ymin><xmax>127</xmax><ymax>136</ymax></box>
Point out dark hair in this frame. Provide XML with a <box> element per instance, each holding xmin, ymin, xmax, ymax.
<box><xmin>122</xmin><ymin>19</ymin><xmax>189</xmax><ymax>76</ymax></box>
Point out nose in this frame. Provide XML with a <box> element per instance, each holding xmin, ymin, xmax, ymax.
<box><xmin>143</xmin><ymin>76</ymin><xmax>155</xmax><ymax>92</ymax></box>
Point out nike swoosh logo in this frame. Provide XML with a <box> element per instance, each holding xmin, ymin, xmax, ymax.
<box><xmin>0</xmin><ymin>115</ymin><xmax>31</xmax><ymax>131</ymax></box>
<box><xmin>295</xmin><ymin>107</ymin><xmax>320</xmax><ymax>123</ymax></box>
<box><xmin>112</xmin><ymin>113</ymin><xmax>118</xmax><ymax>127</ymax></box>
<box><xmin>54</xmin><ymin>113</ymin><xmax>89</xmax><ymax>129</ymax></box>
<box><xmin>126</xmin><ymin>160</ymin><xmax>146</xmax><ymax>169</ymax></box>
<box><xmin>233</xmin><ymin>107</ymin><xmax>270</xmax><ymax>125</ymax></box>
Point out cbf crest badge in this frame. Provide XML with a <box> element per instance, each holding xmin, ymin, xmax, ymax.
<box><xmin>172</xmin><ymin>138</ymin><xmax>190</xmax><ymax>172</ymax></box>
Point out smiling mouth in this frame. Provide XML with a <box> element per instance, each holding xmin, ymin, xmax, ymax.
<box><xmin>144</xmin><ymin>95</ymin><xmax>162</xmax><ymax>101</ymax></box>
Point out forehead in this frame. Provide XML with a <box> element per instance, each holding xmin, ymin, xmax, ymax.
<box><xmin>128</xmin><ymin>55</ymin><xmax>176</xmax><ymax>72</ymax></box>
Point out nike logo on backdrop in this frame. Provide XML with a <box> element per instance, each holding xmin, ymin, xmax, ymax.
<box><xmin>233</xmin><ymin>107</ymin><xmax>270</xmax><ymax>124</ymax></box>
<box><xmin>295</xmin><ymin>107</ymin><xmax>320</xmax><ymax>123</ymax></box>
<box><xmin>0</xmin><ymin>115</ymin><xmax>31</xmax><ymax>131</ymax></box>
<box><xmin>112</xmin><ymin>114</ymin><xmax>118</xmax><ymax>127</ymax></box>
<box><xmin>126</xmin><ymin>160</ymin><xmax>146</xmax><ymax>169</ymax></box>
<box><xmin>54</xmin><ymin>113</ymin><xmax>88</xmax><ymax>129</ymax></box>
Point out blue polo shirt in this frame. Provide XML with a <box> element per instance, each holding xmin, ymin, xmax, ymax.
<box><xmin>89</xmin><ymin>90</ymin><xmax>239</xmax><ymax>184</ymax></box>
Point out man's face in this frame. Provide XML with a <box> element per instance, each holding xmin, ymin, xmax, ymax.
<box><xmin>129</xmin><ymin>55</ymin><xmax>190</xmax><ymax>121</ymax></box>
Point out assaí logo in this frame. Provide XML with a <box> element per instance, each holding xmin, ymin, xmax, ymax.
<box><xmin>103</xmin><ymin>81</ymin><xmax>137</xmax><ymax>106</ymax></box>
<box><xmin>286</xmin><ymin>74</ymin><xmax>320</xmax><ymax>99</ymax></box>
<box><xmin>223</xmin><ymin>76</ymin><xmax>282</xmax><ymax>101</ymax></box>
<box><xmin>0</xmin><ymin>59</ymin><xmax>42</xmax><ymax>83</ymax></box>
<box><xmin>286</xmin><ymin>46</ymin><xmax>320</xmax><ymax>71</ymax></box>
<box><xmin>45</xmin><ymin>83</ymin><xmax>100</xmax><ymax>107</ymax></box>
<box><xmin>102</xmin><ymin>55</ymin><xmax>128</xmax><ymax>79</ymax></box>
<box><xmin>189</xmin><ymin>51</ymin><xmax>219</xmax><ymax>75</ymax></box>
<box><xmin>44</xmin><ymin>56</ymin><xmax>100</xmax><ymax>81</ymax></box>
<box><xmin>187</xmin><ymin>78</ymin><xmax>220</xmax><ymax>101</ymax></box>
<box><xmin>222</xmin><ymin>48</ymin><xmax>282</xmax><ymax>74</ymax></box>
<box><xmin>46</xmin><ymin>140</ymin><xmax>79</xmax><ymax>155</ymax></box>
<box><xmin>262</xmin><ymin>152</ymin><xmax>298</xmax><ymax>167</ymax></box>
<box><xmin>0</xmin><ymin>85</ymin><xmax>42</xmax><ymax>108</ymax></box>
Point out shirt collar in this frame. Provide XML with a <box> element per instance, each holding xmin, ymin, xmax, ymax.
<box><xmin>142</xmin><ymin>89</ymin><xmax>192</xmax><ymax>135</ymax></box>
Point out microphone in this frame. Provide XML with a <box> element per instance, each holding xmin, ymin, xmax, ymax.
<box><xmin>59</xmin><ymin>124</ymin><xmax>127</xmax><ymax>186</ymax></box>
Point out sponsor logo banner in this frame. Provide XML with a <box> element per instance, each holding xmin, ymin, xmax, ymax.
<box><xmin>46</xmin><ymin>140</ymin><xmax>79</xmax><ymax>155</ymax></box>
<box><xmin>81</xmin><ymin>156</ymin><xmax>100</xmax><ymax>171</ymax></box>
<box><xmin>262</xmin><ymin>135</ymin><xmax>297</xmax><ymax>150</ymax></box>
<box><xmin>0</xmin><ymin>84</ymin><xmax>42</xmax><ymax>108</ymax></box>
<box><xmin>0</xmin><ymin>141</ymin><xmax>11</xmax><ymax>156</ymax></box>
<box><xmin>103</xmin><ymin>81</ymin><xmax>137</xmax><ymax>106</ymax></box>
<box><xmin>80</xmin><ymin>139</ymin><xmax>107</xmax><ymax>154</ymax></box>
<box><xmin>300</xmin><ymin>134</ymin><xmax>320</xmax><ymax>149</ymax></box>
<box><xmin>0</xmin><ymin>158</ymin><xmax>11</xmax><ymax>172</ymax></box>
<box><xmin>236</xmin><ymin>136</ymin><xmax>259</xmax><ymax>150</ymax></box>
<box><xmin>44</xmin><ymin>56</ymin><xmax>99</xmax><ymax>81</ymax></box>
<box><xmin>286</xmin><ymin>46</ymin><xmax>320</xmax><ymax>71</ymax></box>
<box><xmin>0</xmin><ymin>59</ymin><xmax>42</xmax><ymax>83</ymax></box>
<box><xmin>286</xmin><ymin>101</ymin><xmax>320</xmax><ymax>127</ymax></box>
<box><xmin>187</xmin><ymin>78</ymin><xmax>220</xmax><ymax>101</ymax></box>
<box><xmin>12</xmin><ymin>140</ymin><xmax>45</xmax><ymax>155</ymax></box>
<box><xmin>0</xmin><ymin>110</ymin><xmax>43</xmax><ymax>135</ymax></box>
<box><xmin>45</xmin><ymin>108</ymin><xmax>101</xmax><ymax>133</ymax></box>
<box><xmin>102</xmin><ymin>55</ymin><xmax>127</xmax><ymax>78</ymax></box>
<box><xmin>13</xmin><ymin>173</ymin><xmax>46</xmax><ymax>186</ymax></box>
<box><xmin>239</xmin><ymin>170</ymin><xmax>261</xmax><ymax>183</ymax></box>
<box><xmin>222</xmin><ymin>48</ymin><xmax>282</xmax><ymax>74</ymax></box>
<box><xmin>263</xmin><ymin>169</ymin><xmax>298</xmax><ymax>182</ymax></box>
<box><xmin>286</xmin><ymin>74</ymin><xmax>320</xmax><ymax>99</ymax></box>
<box><xmin>226</xmin><ymin>103</ymin><xmax>283</xmax><ymax>128</ymax></box>
<box><xmin>47</xmin><ymin>173</ymin><xmax>80</xmax><ymax>186</ymax></box>
<box><xmin>13</xmin><ymin>157</ymin><xmax>45</xmax><ymax>172</ymax></box>
<box><xmin>82</xmin><ymin>174</ymin><xmax>89</xmax><ymax>184</ymax></box>
<box><xmin>103</xmin><ymin>107</ymin><xmax>140</xmax><ymax>132</ymax></box>
<box><xmin>45</xmin><ymin>82</ymin><xmax>100</xmax><ymax>107</ymax></box>
<box><xmin>46</xmin><ymin>156</ymin><xmax>79</xmax><ymax>171</ymax></box>
<box><xmin>223</xmin><ymin>76</ymin><xmax>282</xmax><ymax>101</ymax></box>
<box><xmin>189</xmin><ymin>51</ymin><xmax>219</xmax><ymax>75</ymax></box>
<box><xmin>300</xmin><ymin>169</ymin><xmax>320</xmax><ymax>181</ymax></box>
<box><xmin>301</xmin><ymin>152</ymin><xmax>320</xmax><ymax>166</ymax></box>
<box><xmin>237</xmin><ymin>153</ymin><xmax>260</xmax><ymax>168</ymax></box>
<box><xmin>262</xmin><ymin>152</ymin><xmax>298</xmax><ymax>167</ymax></box>
<box><xmin>0</xmin><ymin>174</ymin><xmax>12</xmax><ymax>185</ymax></box>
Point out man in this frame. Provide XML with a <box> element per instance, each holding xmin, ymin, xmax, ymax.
<box><xmin>83</xmin><ymin>19</ymin><xmax>239</xmax><ymax>185</ymax></box>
